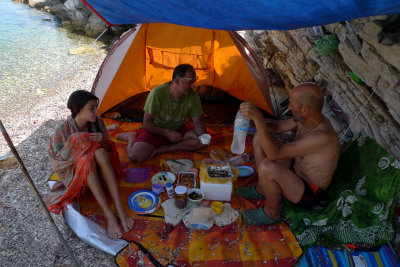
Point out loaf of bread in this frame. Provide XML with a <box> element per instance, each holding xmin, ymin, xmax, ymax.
<box><xmin>192</xmin><ymin>207</ymin><xmax>213</xmax><ymax>221</ymax></box>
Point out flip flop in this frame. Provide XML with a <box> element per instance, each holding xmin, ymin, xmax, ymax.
<box><xmin>242</xmin><ymin>208</ymin><xmax>281</xmax><ymax>226</ymax></box>
<box><xmin>235</xmin><ymin>186</ymin><xmax>265</xmax><ymax>199</ymax></box>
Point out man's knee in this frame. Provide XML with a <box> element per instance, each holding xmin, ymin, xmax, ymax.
<box><xmin>128</xmin><ymin>152</ymin><xmax>146</xmax><ymax>164</ymax></box>
<box><xmin>258</xmin><ymin>159</ymin><xmax>279</xmax><ymax>180</ymax></box>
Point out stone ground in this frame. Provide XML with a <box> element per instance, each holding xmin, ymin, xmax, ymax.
<box><xmin>0</xmin><ymin>50</ymin><xmax>117</xmax><ymax>266</ymax></box>
<box><xmin>0</xmin><ymin>46</ymin><xmax>399</xmax><ymax>266</ymax></box>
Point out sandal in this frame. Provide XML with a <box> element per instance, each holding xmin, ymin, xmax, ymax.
<box><xmin>242</xmin><ymin>208</ymin><xmax>281</xmax><ymax>226</ymax></box>
<box><xmin>235</xmin><ymin>186</ymin><xmax>265</xmax><ymax>199</ymax></box>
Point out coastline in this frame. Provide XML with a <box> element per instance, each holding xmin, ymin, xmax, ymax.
<box><xmin>0</xmin><ymin>50</ymin><xmax>115</xmax><ymax>265</ymax></box>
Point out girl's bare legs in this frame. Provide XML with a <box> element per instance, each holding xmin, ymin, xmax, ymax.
<box><xmin>94</xmin><ymin>148</ymin><xmax>134</xmax><ymax>233</ymax></box>
<box><xmin>86</xmin><ymin>163</ymin><xmax>122</xmax><ymax>239</ymax></box>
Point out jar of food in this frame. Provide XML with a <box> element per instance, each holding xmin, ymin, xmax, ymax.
<box><xmin>174</xmin><ymin>185</ymin><xmax>187</xmax><ymax>209</ymax></box>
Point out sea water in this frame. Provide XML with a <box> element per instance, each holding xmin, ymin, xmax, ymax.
<box><xmin>0</xmin><ymin>0</ymin><xmax>104</xmax><ymax>118</ymax></box>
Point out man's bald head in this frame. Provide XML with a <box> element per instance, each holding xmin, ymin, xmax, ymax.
<box><xmin>292</xmin><ymin>83</ymin><xmax>323</xmax><ymax>112</ymax></box>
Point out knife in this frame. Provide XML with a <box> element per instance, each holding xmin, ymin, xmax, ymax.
<box><xmin>167</xmin><ymin>158</ymin><xmax>185</xmax><ymax>165</ymax></box>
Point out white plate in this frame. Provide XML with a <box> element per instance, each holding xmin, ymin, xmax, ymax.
<box><xmin>151</xmin><ymin>171</ymin><xmax>176</xmax><ymax>186</ymax></box>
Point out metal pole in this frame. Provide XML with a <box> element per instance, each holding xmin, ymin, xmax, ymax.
<box><xmin>0</xmin><ymin>119</ymin><xmax>80</xmax><ymax>267</ymax></box>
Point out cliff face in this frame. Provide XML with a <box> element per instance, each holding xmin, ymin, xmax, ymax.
<box><xmin>244</xmin><ymin>16</ymin><xmax>400</xmax><ymax>159</ymax></box>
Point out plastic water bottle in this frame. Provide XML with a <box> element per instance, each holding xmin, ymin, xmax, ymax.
<box><xmin>231</xmin><ymin>111</ymin><xmax>250</xmax><ymax>154</ymax></box>
<box><xmin>227</xmin><ymin>153</ymin><xmax>250</xmax><ymax>166</ymax></box>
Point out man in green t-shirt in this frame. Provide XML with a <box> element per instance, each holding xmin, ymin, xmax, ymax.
<box><xmin>116</xmin><ymin>64</ymin><xmax>208</xmax><ymax>163</ymax></box>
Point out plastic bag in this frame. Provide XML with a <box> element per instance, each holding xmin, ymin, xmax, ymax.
<box><xmin>315</xmin><ymin>35</ymin><xmax>339</xmax><ymax>55</ymax></box>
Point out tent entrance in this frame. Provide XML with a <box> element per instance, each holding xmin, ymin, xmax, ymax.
<box><xmin>103</xmin><ymin>85</ymin><xmax>244</xmax><ymax>124</ymax></box>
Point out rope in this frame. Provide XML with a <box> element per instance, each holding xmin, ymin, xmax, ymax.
<box><xmin>339</xmin><ymin>88</ymin><xmax>375</xmax><ymax>143</ymax></box>
<box><xmin>93</xmin><ymin>27</ymin><xmax>109</xmax><ymax>43</ymax></box>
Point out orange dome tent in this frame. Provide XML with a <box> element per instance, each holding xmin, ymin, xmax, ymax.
<box><xmin>92</xmin><ymin>23</ymin><xmax>274</xmax><ymax>116</ymax></box>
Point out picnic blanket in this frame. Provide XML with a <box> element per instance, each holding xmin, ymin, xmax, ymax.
<box><xmin>297</xmin><ymin>243</ymin><xmax>400</xmax><ymax>267</ymax></box>
<box><xmin>76</xmin><ymin>118</ymin><xmax>302</xmax><ymax>266</ymax></box>
<box><xmin>285</xmin><ymin>133</ymin><xmax>400</xmax><ymax>249</ymax></box>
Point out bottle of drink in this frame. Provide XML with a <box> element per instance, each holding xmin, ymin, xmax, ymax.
<box><xmin>231</xmin><ymin>111</ymin><xmax>250</xmax><ymax>154</ymax></box>
<box><xmin>227</xmin><ymin>153</ymin><xmax>249</xmax><ymax>166</ymax></box>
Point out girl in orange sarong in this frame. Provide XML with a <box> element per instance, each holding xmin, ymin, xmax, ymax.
<box><xmin>46</xmin><ymin>90</ymin><xmax>134</xmax><ymax>239</ymax></box>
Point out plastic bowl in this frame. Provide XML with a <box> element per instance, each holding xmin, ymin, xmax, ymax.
<box><xmin>187</xmin><ymin>188</ymin><xmax>204</xmax><ymax>206</ymax></box>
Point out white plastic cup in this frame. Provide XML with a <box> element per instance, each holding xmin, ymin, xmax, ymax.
<box><xmin>199</xmin><ymin>134</ymin><xmax>211</xmax><ymax>145</ymax></box>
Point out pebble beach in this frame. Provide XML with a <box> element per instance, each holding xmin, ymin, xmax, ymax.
<box><xmin>0</xmin><ymin>48</ymin><xmax>115</xmax><ymax>266</ymax></box>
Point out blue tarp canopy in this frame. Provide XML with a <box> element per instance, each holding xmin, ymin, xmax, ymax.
<box><xmin>83</xmin><ymin>0</ymin><xmax>400</xmax><ymax>30</ymax></box>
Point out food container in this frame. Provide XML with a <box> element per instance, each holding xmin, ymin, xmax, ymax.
<box><xmin>200</xmin><ymin>180</ymin><xmax>233</xmax><ymax>201</ymax></box>
<box><xmin>177</xmin><ymin>171</ymin><xmax>196</xmax><ymax>188</ymax></box>
<box><xmin>124</xmin><ymin>167</ymin><xmax>149</xmax><ymax>183</ymax></box>
<box><xmin>174</xmin><ymin>185</ymin><xmax>188</xmax><ymax>209</ymax></box>
<box><xmin>199</xmin><ymin>164</ymin><xmax>239</xmax><ymax>184</ymax></box>
<box><xmin>187</xmin><ymin>188</ymin><xmax>204</xmax><ymax>206</ymax></box>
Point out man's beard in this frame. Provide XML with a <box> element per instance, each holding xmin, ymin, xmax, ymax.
<box><xmin>293</xmin><ymin>114</ymin><xmax>304</xmax><ymax>123</ymax></box>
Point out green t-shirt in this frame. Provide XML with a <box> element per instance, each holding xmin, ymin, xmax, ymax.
<box><xmin>144</xmin><ymin>83</ymin><xmax>203</xmax><ymax>131</ymax></box>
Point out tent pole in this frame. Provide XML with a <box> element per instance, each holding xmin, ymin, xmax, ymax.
<box><xmin>0</xmin><ymin>119</ymin><xmax>80</xmax><ymax>267</ymax></box>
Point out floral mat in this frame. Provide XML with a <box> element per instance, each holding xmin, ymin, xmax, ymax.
<box><xmin>76</xmin><ymin>118</ymin><xmax>302</xmax><ymax>266</ymax></box>
<box><xmin>285</xmin><ymin>133</ymin><xmax>400</xmax><ymax>249</ymax></box>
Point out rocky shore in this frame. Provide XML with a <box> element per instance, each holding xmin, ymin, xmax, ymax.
<box><xmin>14</xmin><ymin>0</ymin><xmax>130</xmax><ymax>37</ymax></box>
<box><xmin>0</xmin><ymin>50</ymin><xmax>116</xmax><ymax>265</ymax></box>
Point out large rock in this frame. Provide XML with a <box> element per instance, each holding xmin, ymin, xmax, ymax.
<box><xmin>361</xmin><ymin>42</ymin><xmax>400</xmax><ymax>87</ymax></box>
<box><xmin>85</xmin><ymin>14</ymin><xmax>107</xmax><ymax>36</ymax></box>
<box><xmin>28</xmin><ymin>0</ymin><xmax>49</xmax><ymax>8</ymax></box>
<box><xmin>63</xmin><ymin>0</ymin><xmax>90</xmax><ymax>27</ymax></box>
<box><xmin>338</xmin><ymin>38</ymin><xmax>380</xmax><ymax>88</ymax></box>
<box><xmin>360</xmin><ymin>22</ymin><xmax>400</xmax><ymax>72</ymax></box>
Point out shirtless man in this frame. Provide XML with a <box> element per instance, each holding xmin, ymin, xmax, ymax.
<box><xmin>236</xmin><ymin>83</ymin><xmax>340</xmax><ymax>225</ymax></box>
<box><xmin>116</xmin><ymin>64</ymin><xmax>207</xmax><ymax>163</ymax></box>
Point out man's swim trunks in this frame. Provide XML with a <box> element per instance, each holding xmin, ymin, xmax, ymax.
<box><xmin>296</xmin><ymin>178</ymin><xmax>327</xmax><ymax>208</ymax></box>
<box><xmin>290</xmin><ymin>160</ymin><xmax>327</xmax><ymax>208</ymax></box>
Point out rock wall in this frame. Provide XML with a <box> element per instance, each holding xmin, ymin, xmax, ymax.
<box><xmin>244</xmin><ymin>16</ymin><xmax>400</xmax><ymax>159</ymax></box>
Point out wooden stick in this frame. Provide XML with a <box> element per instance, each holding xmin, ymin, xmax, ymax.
<box><xmin>0</xmin><ymin>119</ymin><xmax>80</xmax><ymax>267</ymax></box>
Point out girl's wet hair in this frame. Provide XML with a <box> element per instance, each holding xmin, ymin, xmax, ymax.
<box><xmin>67</xmin><ymin>90</ymin><xmax>99</xmax><ymax>118</ymax></box>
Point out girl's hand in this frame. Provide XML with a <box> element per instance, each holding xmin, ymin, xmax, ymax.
<box><xmin>89</xmin><ymin>132</ymin><xmax>103</xmax><ymax>143</ymax></box>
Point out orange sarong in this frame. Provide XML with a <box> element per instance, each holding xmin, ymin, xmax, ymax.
<box><xmin>45</xmin><ymin>116</ymin><xmax>121</xmax><ymax>214</ymax></box>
